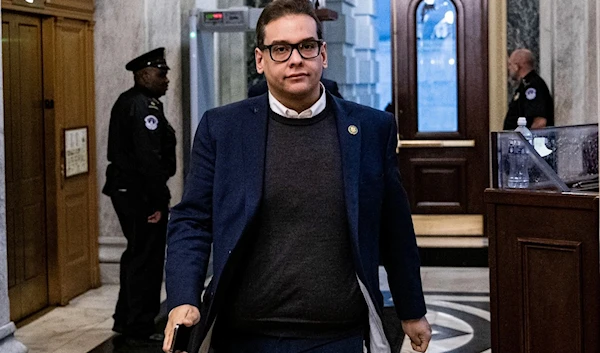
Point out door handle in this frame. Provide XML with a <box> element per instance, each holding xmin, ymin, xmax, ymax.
<box><xmin>44</xmin><ymin>99</ymin><xmax>55</xmax><ymax>109</ymax></box>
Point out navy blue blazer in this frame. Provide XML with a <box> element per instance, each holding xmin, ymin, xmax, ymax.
<box><xmin>165</xmin><ymin>93</ymin><xmax>426</xmax><ymax>349</ymax></box>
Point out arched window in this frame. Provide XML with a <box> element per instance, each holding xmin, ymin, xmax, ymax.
<box><xmin>416</xmin><ymin>0</ymin><xmax>458</xmax><ymax>132</ymax></box>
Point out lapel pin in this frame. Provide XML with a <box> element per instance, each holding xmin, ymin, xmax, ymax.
<box><xmin>348</xmin><ymin>125</ymin><xmax>359</xmax><ymax>135</ymax></box>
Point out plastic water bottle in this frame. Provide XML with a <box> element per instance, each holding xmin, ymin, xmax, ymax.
<box><xmin>507</xmin><ymin>117</ymin><xmax>533</xmax><ymax>188</ymax></box>
<box><xmin>514</xmin><ymin>117</ymin><xmax>533</xmax><ymax>145</ymax></box>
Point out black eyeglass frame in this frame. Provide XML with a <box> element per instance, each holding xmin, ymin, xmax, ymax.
<box><xmin>259</xmin><ymin>40</ymin><xmax>324</xmax><ymax>62</ymax></box>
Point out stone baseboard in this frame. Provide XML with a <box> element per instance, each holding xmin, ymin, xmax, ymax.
<box><xmin>0</xmin><ymin>322</ymin><xmax>27</xmax><ymax>353</ymax></box>
<box><xmin>99</xmin><ymin>236</ymin><xmax>126</xmax><ymax>284</ymax></box>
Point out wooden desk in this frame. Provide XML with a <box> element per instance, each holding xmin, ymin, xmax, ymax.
<box><xmin>485</xmin><ymin>189</ymin><xmax>599</xmax><ymax>353</ymax></box>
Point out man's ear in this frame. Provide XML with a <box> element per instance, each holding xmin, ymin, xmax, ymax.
<box><xmin>138</xmin><ymin>68</ymin><xmax>151</xmax><ymax>86</ymax></box>
<box><xmin>255</xmin><ymin>47</ymin><xmax>265</xmax><ymax>74</ymax></box>
<box><xmin>321</xmin><ymin>42</ymin><xmax>328</xmax><ymax>69</ymax></box>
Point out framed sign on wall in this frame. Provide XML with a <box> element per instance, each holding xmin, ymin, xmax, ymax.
<box><xmin>64</xmin><ymin>126</ymin><xmax>89</xmax><ymax>178</ymax></box>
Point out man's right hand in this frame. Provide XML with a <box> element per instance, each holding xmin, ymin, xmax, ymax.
<box><xmin>148</xmin><ymin>210</ymin><xmax>162</xmax><ymax>223</ymax></box>
<box><xmin>162</xmin><ymin>304</ymin><xmax>200</xmax><ymax>353</ymax></box>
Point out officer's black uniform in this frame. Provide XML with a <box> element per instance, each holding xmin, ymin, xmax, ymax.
<box><xmin>504</xmin><ymin>70</ymin><xmax>554</xmax><ymax>130</ymax></box>
<box><xmin>102</xmin><ymin>48</ymin><xmax>176</xmax><ymax>339</ymax></box>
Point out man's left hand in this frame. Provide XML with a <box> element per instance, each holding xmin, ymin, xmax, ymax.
<box><xmin>148</xmin><ymin>211</ymin><xmax>162</xmax><ymax>223</ymax></box>
<box><xmin>401</xmin><ymin>316</ymin><xmax>432</xmax><ymax>352</ymax></box>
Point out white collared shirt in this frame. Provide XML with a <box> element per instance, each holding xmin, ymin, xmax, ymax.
<box><xmin>268</xmin><ymin>82</ymin><xmax>327</xmax><ymax>119</ymax></box>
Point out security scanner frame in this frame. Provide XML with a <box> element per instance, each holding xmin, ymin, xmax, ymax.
<box><xmin>188</xmin><ymin>6</ymin><xmax>262</xmax><ymax>145</ymax></box>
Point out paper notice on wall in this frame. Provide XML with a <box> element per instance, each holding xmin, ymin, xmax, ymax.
<box><xmin>65</xmin><ymin>127</ymin><xmax>88</xmax><ymax>177</ymax></box>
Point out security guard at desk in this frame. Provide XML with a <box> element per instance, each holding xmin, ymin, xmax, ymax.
<box><xmin>504</xmin><ymin>48</ymin><xmax>554</xmax><ymax>130</ymax></box>
<box><xmin>102</xmin><ymin>47</ymin><xmax>176</xmax><ymax>342</ymax></box>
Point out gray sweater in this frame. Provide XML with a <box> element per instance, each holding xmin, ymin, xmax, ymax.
<box><xmin>222</xmin><ymin>105</ymin><xmax>367</xmax><ymax>338</ymax></box>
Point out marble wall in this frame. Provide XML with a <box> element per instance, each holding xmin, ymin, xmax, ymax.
<box><xmin>540</xmin><ymin>0</ymin><xmax>598</xmax><ymax>125</ymax></box>
<box><xmin>506</xmin><ymin>0</ymin><xmax>540</xmax><ymax>108</ymax></box>
<box><xmin>507</xmin><ymin>0</ymin><xmax>539</xmax><ymax>64</ymax></box>
<box><xmin>94</xmin><ymin>0</ymin><xmax>190</xmax><ymax>283</ymax></box>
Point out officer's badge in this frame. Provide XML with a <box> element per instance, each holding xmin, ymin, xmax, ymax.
<box><xmin>144</xmin><ymin>115</ymin><xmax>159</xmax><ymax>130</ymax></box>
<box><xmin>148</xmin><ymin>99</ymin><xmax>160</xmax><ymax>110</ymax></box>
<box><xmin>513</xmin><ymin>92</ymin><xmax>519</xmax><ymax>101</ymax></box>
<box><xmin>525</xmin><ymin>88</ymin><xmax>537</xmax><ymax>100</ymax></box>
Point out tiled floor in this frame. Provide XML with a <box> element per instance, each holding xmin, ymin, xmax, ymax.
<box><xmin>15</xmin><ymin>285</ymin><xmax>120</xmax><ymax>353</ymax></box>
<box><xmin>382</xmin><ymin>267</ymin><xmax>490</xmax><ymax>353</ymax></box>
<box><xmin>15</xmin><ymin>267</ymin><xmax>489</xmax><ymax>353</ymax></box>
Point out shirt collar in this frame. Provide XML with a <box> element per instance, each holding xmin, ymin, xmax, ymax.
<box><xmin>268</xmin><ymin>82</ymin><xmax>327</xmax><ymax>119</ymax></box>
<box><xmin>521</xmin><ymin>70</ymin><xmax>536</xmax><ymax>86</ymax></box>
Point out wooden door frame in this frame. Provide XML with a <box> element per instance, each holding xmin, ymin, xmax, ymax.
<box><xmin>1</xmin><ymin>0</ymin><xmax>93</xmax><ymax>21</ymax></box>
<box><xmin>392</xmin><ymin>0</ymin><xmax>489</xmax><ymax>215</ymax></box>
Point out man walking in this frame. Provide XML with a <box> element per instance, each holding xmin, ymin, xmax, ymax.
<box><xmin>163</xmin><ymin>1</ymin><xmax>430</xmax><ymax>352</ymax></box>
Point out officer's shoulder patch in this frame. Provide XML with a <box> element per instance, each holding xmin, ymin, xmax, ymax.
<box><xmin>144</xmin><ymin>115</ymin><xmax>159</xmax><ymax>130</ymax></box>
<box><xmin>525</xmin><ymin>88</ymin><xmax>537</xmax><ymax>100</ymax></box>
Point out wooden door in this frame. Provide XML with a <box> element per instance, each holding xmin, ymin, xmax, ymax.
<box><xmin>2</xmin><ymin>12</ymin><xmax>49</xmax><ymax>322</ymax></box>
<box><xmin>393</xmin><ymin>0</ymin><xmax>489</xmax><ymax>215</ymax></box>
<box><xmin>43</xmin><ymin>16</ymin><xmax>99</xmax><ymax>304</ymax></box>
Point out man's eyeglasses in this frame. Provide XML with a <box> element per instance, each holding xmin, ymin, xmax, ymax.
<box><xmin>260</xmin><ymin>40</ymin><xmax>324</xmax><ymax>62</ymax></box>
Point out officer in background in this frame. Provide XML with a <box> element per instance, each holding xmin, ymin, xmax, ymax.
<box><xmin>504</xmin><ymin>48</ymin><xmax>554</xmax><ymax>130</ymax></box>
<box><xmin>103</xmin><ymin>47</ymin><xmax>176</xmax><ymax>343</ymax></box>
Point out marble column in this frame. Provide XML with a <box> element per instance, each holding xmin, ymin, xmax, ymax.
<box><xmin>322</xmin><ymin>0</ymin><xmax>357</xmax><ymax>100</ymax></box>
<box><xmin>352</xmin><ymin>0</ymin><xmax>378</xmax><ymax>107</ymax></box>
<box><xmin>542</xmin><ymin>0</ymin><xmax>597</xmax><ymax>125</ymax></box>
<box><xmin>322</xmin><ymin>0</ymin><xmax>379</xmax><ymax>105</ymax></box>
<box><xmin>506</xmin><ymin>0</ymin><xmax>539</xmax><ymax>60</ymax></box>
<box><xmin>506</xmin><ymin>0</ymin><xmax>540</xmax><ymax>106</ymax></box>
<box><xmin>0</xmin><ymin>8</ymin><xmax>28</xmax><ymax>353</ymax></box>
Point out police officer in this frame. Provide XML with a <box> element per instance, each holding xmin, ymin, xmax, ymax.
<box><xmin>504</xmin><ymin>48</ymin><xmax>554</xmax><ymax>130</ymax></box>
<box><xmin>103</xmin><ymin>47</ymin><xmax>176</xmax><ymax>342</ymax></box>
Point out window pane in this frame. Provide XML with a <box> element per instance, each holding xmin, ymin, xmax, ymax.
<box><xmin>416</xmin><ymin>0</ymin><xmax>458</xmax><ymax>132</ymax></box>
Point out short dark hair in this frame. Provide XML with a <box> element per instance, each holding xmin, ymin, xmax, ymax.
<box><xmin>256</xmin><ymin>0</ymin><xmax>323</xmax><ymax>48</ymax></box>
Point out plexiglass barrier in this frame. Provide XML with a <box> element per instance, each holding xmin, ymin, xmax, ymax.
<box><xmin>491</xmin><ymin>124</ymin><xmax>598</xmax><ymax>192</ymax></box>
